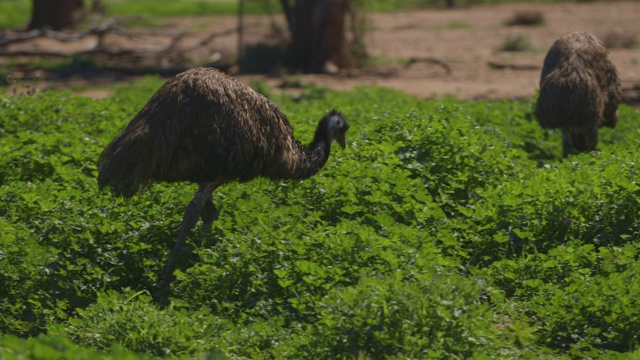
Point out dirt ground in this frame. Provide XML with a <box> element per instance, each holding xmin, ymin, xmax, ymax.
<box><xmin>3</xmin><ymin>2</ymin><xmax>640</xmax><ymax>102</ymax></box>
<box><xmin>234</xmin><ymin>1</ymin><xmax>640</xmax><ymax>102</ymax></box>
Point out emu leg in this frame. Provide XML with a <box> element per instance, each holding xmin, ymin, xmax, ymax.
<box><xmin>159</xmin><ymin>182</ymin><xmax>218</xmax><ymax>290</ymax></box>
<box><xmin>561</xmin><ymin>128</ymin><xmax>575</xmax><ymax>157</ymax></box>
<box><xmin>199</xmin><ymin>196</ymin><xmax>219</xmax><ymax>234</ymax></box>
<box><xmin>579</xmin><ymin>124</ymin><xmax>598</xmax><ymax>153</ymax></box>
<box><xmin>563</xmin><ymin>124</ymin><xmax>598</xmax><ymax>157</ymax></box>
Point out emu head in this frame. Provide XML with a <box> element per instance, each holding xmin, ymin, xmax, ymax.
<box><xmin>321</xmin><ymin>110</ymin><xmax>350</xmax><ymax>149</ymax></box>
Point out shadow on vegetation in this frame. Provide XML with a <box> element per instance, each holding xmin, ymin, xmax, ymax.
<box><xmin>238</xmin><ymin>43</ymin><xmax>287</xmax><ymax>74</ymax></box>
<box><xmin>150</xmin><ymin>221</ymin><xmax>225</xmax><ymax>305</ymax></box>
<box><xmin>4</xmin><ymin>54</ymin><xmax>233</xmax><ymax>89</ymax></box>
<box><xmin>623</xmin><ymin>85</ymin><xmax>640</xmax><ymax>107</ymax></box>
<box><xmin>521</xmin><ymin>139</ymin><xmax>557</xmax><ymax>163</ymax></box>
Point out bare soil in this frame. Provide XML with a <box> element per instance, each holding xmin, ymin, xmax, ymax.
<box><xmin>3</xmin><ymin>2</ymin><xmax>640</xmax><ymax>102</ymax></box>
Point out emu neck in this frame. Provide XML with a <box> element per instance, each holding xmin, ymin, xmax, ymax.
<box><xmin>286</xmin><ymin>134</ymin><xmax>332</xmax><ymax>180</ymax></box>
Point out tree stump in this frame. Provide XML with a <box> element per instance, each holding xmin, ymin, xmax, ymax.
<box><xmin>28</xmin><ymin>0</ymin><xmax>84</xmax><ymax>30</ymax></box>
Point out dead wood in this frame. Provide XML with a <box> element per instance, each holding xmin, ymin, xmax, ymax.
<box><xmin>404</xmin><ymin>56</ymin><xmax>452</xmax><ymax>75</ymax></box>
<box><xmin>0</xmin><ymin>18</ymin><xmax>124</xmax><ymax>47</ymax></box>
<box><xmin>487</xmin><ymin>61</ymin><xmax>539</xmax><ymax>71</ymax></box>
<box><xmin>0</xmin><ymin>16</ymin><xmax>260</xmax><ymax>67</ymax></box>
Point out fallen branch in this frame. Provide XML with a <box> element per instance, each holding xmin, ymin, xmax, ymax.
<box><xmin>179</xmin><ymin>25</ymin><xmax>256</xmax><ymax>54</ymax></box>
<box><xmin>404</xmin><ymin>56</ymin><xmax>452</xmax><ymax>75</ymax></box>
<box><xmin>0</xmin><ymin>19</ymin><xmax>262</xmax><ymax>65</ymax></box>
<box><xmin>0</xmin><ymin>47</ymin><xmax>145</xmax><ymax>58</ymax></box>
<box><xmin>487</xmin><ymin>61</ymin><xmax>539</xmax><ymax>71</ymax></box>
<box><xmin>0</xmin><ymin>18</ymin><xmax>121</xmax><ymax>47</ymax></box>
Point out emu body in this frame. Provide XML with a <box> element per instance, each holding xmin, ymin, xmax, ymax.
<box><xmin>535</xmin><ymin>32</ymin><xmax>621</xmax><ymax>157</ymax></box>
<box><xmin>98</xmin><ymin>67</ymin><xmax>349</xmax><ymax>287</ymax></box>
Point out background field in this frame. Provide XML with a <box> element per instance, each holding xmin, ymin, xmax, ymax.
<box><xmin>1</xmin><ymin>0</ymin><xmax>640</xmax><ymax>359</ymax></box>
<box><xmin>1</xmin><ymin>77</ymin><xmax>640</xmax><ymax>358</ymax></box>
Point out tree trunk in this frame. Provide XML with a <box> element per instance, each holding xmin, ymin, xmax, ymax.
<box><xmin>280</xmin><ymin>0</ymin><xmax>353</xmax><ymax>73</ymax></box>
<box><xmin>280</xmin><ymin>0</ymin><xmax>294</xmax><ymax>33</ymax></box>
<box><xmin>28</xmin><ymin>0</ymin><xmax>84</xmax><ymax>30</ymax></box>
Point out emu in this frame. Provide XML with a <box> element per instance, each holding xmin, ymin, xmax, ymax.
<box><xmin>97</xmin><ymin>67</ymin><xmax>349</xmax><ymax>286</ymax></box>
<box><xmin>535</xmin><ymin>32</ymin><xmax>621</xmax><ymax>157</ymax></box>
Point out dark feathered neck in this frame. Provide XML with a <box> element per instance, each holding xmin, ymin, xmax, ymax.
<box><xmin>274</xmin><ymin>114</ymin><xmax>338</xmax><ymax>180</ymax></box>
<box><xmin>286</xmin><ymin>132</ymin><xmax>332</xmax><ymax>180</ymax></box>
<box><xmin>265</xmin><ymin>111</ymin><xmax>342</xmax><ymax>181</ymax></box>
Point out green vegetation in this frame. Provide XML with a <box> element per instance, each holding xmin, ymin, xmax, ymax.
<box><xmin>0</xmin><ymin>0</ymin><xmax>30</xmax><ymax>29</ymax></box>
<box><xmin>104</xmin><ymin>0</ymin><xmax>281</xmax><ymax>18</ymax></box>
<box><xmin>0</xmin><ymin>0</ymin><xmax>617</xmax><ymax>30</ymax></box>
<box><xmin>0</xmin><ymin>0</ymin><xmax>282</xmax><ymax>29</ymax></box>
<box><xmin>500</xmin><ymin>33</ymin><xmax>536</xmax><ymax>52</ymax></box>
<box><xmin>1</xmin><ymin>77</ymin><xmax>640</xmax><ymax>358</ymax></box>
<box><xmin>0</xmin><ymin>334</ymin><xmax>154</xmax><ymax>360</ymax></box>
<box><xmin>432</xmin><ymin>21</ymin><xmax>474</xmax><ymax>30</ymax></box>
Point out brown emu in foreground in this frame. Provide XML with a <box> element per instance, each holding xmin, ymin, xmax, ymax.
<box><xmin>535</xmin><ymin>32</ymin><xmax>621</xmax><ymax>157</ymax></box>
<box><xmin>98</xmin><ymin>67</ymin><xmax>349</xmax><ymax>287</ymax></box>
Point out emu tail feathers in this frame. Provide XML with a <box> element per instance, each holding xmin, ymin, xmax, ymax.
<box><xmin>97</xmin><ymin>137</ymin><xmax>152</xmax><ymax>198</ymax></box>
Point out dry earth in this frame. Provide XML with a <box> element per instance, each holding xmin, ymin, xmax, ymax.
<box><xmin>295</xmin><ymin>1</ymin><xmax>640</xmax><ymax>101</ymax></box>
<box><xmin>3</xmin><ymin>2</ymin><xmax>640</xmax><ymax>102</ymax></box>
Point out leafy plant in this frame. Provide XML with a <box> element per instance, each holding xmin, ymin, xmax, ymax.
<box><xmin>500</xmin><ymin>33</ymin><xmax>535</xmax><ymax>52</ymax></box>
<box><xmin>48</xmin><ymin>290</ymin><xmax>228</xmax><ymax>358</ymax></box>
<box><xmin>1</xmin><ymin>80</ymin><xmax>640</xmax><ymax>358</ymax></box>
<box><xmin>0</xmin><ymin>334</ymin><xmax>156</xmax><ymax>360</ymax></box>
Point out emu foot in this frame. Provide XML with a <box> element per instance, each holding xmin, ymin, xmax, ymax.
<box><xmin>200</xmin><ymin>200</ymin><xmax>219</xmax><ymax>224</ymax></box>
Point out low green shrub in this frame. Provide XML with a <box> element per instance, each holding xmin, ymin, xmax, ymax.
<box><xmin>48</xmin><ymin>290</ymin><xmax>228</xmax><ymax>358</ymax></box>
<box><xmin>1</xmin><ymin>79</ymin><xmax>640</xmax><ymax>358</ymax></box>
<box><xmin>0</xmin><ymin>334</ymin><xmax>154</xmax><ymax>360</ymax></box>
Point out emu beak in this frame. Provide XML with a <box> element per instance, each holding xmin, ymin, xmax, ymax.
<box><xmin>336</xmin><ymin>132</ymin><xmax>346</xmax><ymax>149</ymax></box>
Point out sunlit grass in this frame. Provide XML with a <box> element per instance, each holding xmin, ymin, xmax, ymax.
<box><xmin>0</xmin><ymin>0</ymin><xmax>30</xmax><ymax>29</ymax></box>
<box><xmin>0</xmin><ymin>0</ymin><xmax>609</xmax><ymax>30</ymax></box>
<box><xmin>104</xmin><ymin>0</ymin><xmax>279</xmax><ymax>17</ymax></box>
<box><xmin>2</xmin><ymin>76</ymin><xmax>640</xmax><ymax>358</ymax></box>
<box><xmin>432</xmin><ymin>21</ymin><xmax>474</xmax><ymax>30</ymax></box>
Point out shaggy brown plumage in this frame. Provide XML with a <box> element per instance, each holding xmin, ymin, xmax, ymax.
<box><xmin>535</xmin><ymin>31</ymin><xmax>621</xmax><ymax>157</ymax></box>
<box><xmin>97</xmin><ymin>67</ymin><xmax>349</xmax><ymax>288</ymax></box>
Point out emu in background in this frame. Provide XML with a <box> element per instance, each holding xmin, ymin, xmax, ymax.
<box><xmin>535</xmin><ymin>32</ymin><xmax>622</xmax><ymax>157</ymax></box>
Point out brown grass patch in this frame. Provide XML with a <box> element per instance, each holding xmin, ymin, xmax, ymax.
<box><xmin>601</xmin><ymin>29</ymin><xmax>637</xmax><ymax>49</ymax></box>
<box><xmin>506</xmin><ymin>10</ymin><xmax>545</xmax><ymax>26</ymax></box>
